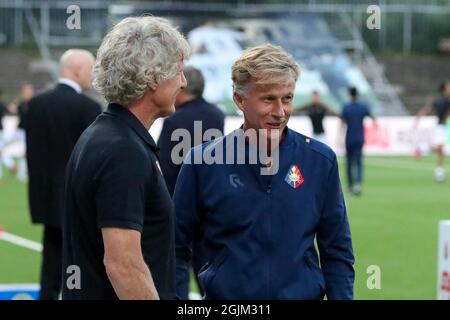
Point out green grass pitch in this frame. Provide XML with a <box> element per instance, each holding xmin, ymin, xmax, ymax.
<box><xmin>0</xmin><ymin>155</ymin><xmax>449</xmax><ymax>299</ymax></box>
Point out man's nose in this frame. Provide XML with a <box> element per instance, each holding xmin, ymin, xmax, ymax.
<box><xmin>272</xmin><ymin>100</ymin><xmax>285</xmax><ymax>118</ymax></box>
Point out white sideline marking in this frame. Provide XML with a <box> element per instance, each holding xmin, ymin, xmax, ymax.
<box><xmin>189</xmin><ymin>292</ymin><xmax>202</xmax><ymax>300</ymax></box>
<box><xmin>0</xmin><ymin>284</ymin><xmax>40</xmax><ymax>291</ymax></box>
<box><xmin>0</xmin><ymin>230</ymin><xmax>42</xmax><ymax>252</ymax></box>
<box><xmin>364</xmin><ymin>159</ymin><xmax>450</xmax><ymax>172</ymax></box>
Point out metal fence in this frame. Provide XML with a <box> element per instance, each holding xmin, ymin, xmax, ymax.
<box><xmin>0</xmin><ymin>0</ymin><xmax>449</xmax><ymax>53</ymax></box>
<box><xmin>0</xmin><ymin>0</ymin><xmax>109</xmax><ymax>48</ymax></box>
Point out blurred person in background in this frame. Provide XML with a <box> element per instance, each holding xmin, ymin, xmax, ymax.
<box><xmin>415</xmin><ymin>82</ymin><xmax>450</xmax><ymax>183</ymax></box>
<box><xmin>2</xmin><ymin>83</ymin><xmax>34</xmax><ymax>182</ymax></box>
<box><xmin>26</xmin><ymin>49</ymin><xmax>102</xmax><ymax>300</ymax></box>
<box><xmin>157</xmin><ymin>66</ymin><xmax>224</xmax><ymax>298</ymax></box>
<box><xmin>341</xmin><ymin>87</ymin><xmax>377</xmax><ymax>196</ymax></box>
<box><xmin>158</xmin><ymin>66</ymin><xmax>225</xmax><ymax>195</ymax></box>
<box><xmin>0</xmin><ymin>88</ymin><xmax>7</xmax><ymax>183</ymax></box>
<box><xmin>294</xmin><ymin>90</ymin><xmax>337</xmax><ymax>144</ymax></box>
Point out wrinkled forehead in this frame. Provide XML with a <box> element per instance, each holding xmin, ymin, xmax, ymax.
<box><xmin>252</xmin><ymin>69</ymin><xmax>297</xmax><ymax>85</ymax></box>
<box><xmin>249</xmin><ymin>78</ymin><xmax>296</xmax><ymax>95</ymax></box>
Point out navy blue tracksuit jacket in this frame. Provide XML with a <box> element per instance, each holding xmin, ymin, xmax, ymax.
<box><xmin>341</xmin><ymin>101</ymin><xmax>371</xmax><ymax>147</ymax></box>
<box><xmin>174</xmin><ymin>127</ymin><xmax>354</xmax><ymax>300</ymax></box>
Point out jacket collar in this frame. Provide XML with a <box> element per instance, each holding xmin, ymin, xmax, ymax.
<box><xmin>280</xmin><ymin>126</ymin><xmax>294</xmax><ymax>148</ymax></box>
<box><xmin>58</xmin><ymin>78</ymin><xmax>82</xmax><ymax>93</ymax></box>
<box><xmin>105</xmin><ymin>103</ymin><xmax>159</xmax><ymax>151</ymax></box>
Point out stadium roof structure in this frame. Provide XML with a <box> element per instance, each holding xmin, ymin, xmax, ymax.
<box><xmin>1</xmin><ymin>0</ymin><xmax>420</xmax><ymax>115</ymax></box>
<box><xmin>182</xmin><ymin>14</ymin><xmax>389</xmax><ymax>115</ymax></box>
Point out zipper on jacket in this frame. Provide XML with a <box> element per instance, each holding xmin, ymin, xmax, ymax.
<box><xmin>265</xmin><ymin>178</ymin><xmax>272</xmax><ymax>298</ymax></box>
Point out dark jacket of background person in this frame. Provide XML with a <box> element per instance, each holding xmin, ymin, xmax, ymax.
<box><xmin>0</xmin><ymin>100</ymin><xmax>6</xmax><ymax>130</ymax></box>
<box><xmin>157</xmin><ymin>96</ymin><xmax>225</xmax><ymax>196</ymax></box>
<box><xmin>341</xmin><ymin>101</ymin><xmax>371</xmax><ymax>147</ymax></box>
<box><xmin>25</xmin><ymin>83</ymin><xmax>101</xmax><ymax>228</ymax></box>
<box><xmin>17</xmin><ymin>102</ymin><xmax>28</xmax><ymax>130</ymax></box>
<box><xmin>157</xmin><ymin>90</ymin><xmax>225</xmax><ymax>300</ymax></box>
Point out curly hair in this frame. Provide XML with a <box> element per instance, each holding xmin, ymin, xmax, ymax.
<box><xmin>93</xmin><ymin>16</ymin><xmax>191</xmax><ymax>107</ymax></box>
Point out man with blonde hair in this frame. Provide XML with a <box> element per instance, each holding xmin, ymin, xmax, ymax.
<box><xmin>62</xmin><ymin>16</ymin><xmax>190</xmax><ymax>300</ymax></box>
<box><xmin>174</xmin><ymin>44</ymin><xmax>354</xmax><ymax>300</ymax></box>
<box><xmin>26</xmin><ymin>49</ymin><xmax>101</xmax><ymax>300</ymax></box>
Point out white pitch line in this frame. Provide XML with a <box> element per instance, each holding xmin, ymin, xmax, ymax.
<box><xmin>188</xmin><ymin>292</ymin><xmax>202</xmax><ymax>300</ymax></box>
<box><xmin>0</xmin><ymin>231</ymin><xmax>42</xmax><ymax>252</ymax></box>
<box><xmin>0</xmin><ymin>284</ymin><xmax>40</xmax><ymax>291</ymax></box>
<box><xmin>364</xmin><ymin>159</ymin><xmax>447</xmax><ymax>172</ymax></box>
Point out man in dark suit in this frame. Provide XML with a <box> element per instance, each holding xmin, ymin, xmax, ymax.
<box><xmin>157</xmin><ymin>66</ymin><xmax>225</xmax><ymax>299</ymax></box>
<box><xmin>158</xmin><ymin>66</ymin><xmax>225</xmax><ymax>195</ymax></box>
<box><xmin>25</xmin><ymin>49</ymin><xmax>102</xmax><ymax>300</ymax></box>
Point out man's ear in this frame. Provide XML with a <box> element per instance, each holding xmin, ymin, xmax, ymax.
<box><xmin>148</xmin><ymin>82</ymin><xmax>158</xmax><ymax>91</ymax></box>
<box><xmin>233</xmin><ymin>91</ymin><xmax>245</xmax><ymax>113</ymax></box>
<box><xmin>74</xmin><ymin>67</ymin><xmax>81</xmax><ymax>81</ymax></box>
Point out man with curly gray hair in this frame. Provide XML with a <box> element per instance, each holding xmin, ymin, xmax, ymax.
<box><xmin>62</xmin><ymin>16</ymin><xmax>190</xmax><ymax>300</ymax></box>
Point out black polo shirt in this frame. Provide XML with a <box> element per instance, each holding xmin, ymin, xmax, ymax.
<box><xmin>62</xmin><ymin>103</ymin><xmax>175</xmax><ymax>300</ymax></box>
<box><xmin>305</xmin><ymin>103</ymin><xmax>327</xmax><ymax>135</ymax></box>
<box><xmin>433</xmin><ymin>96</ymin><xmax>450</xmax><ymax>125</ymax></box>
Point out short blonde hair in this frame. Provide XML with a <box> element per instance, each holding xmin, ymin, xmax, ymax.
<box><xmin>232</xmin><ymin>43</ymin><xmax>300</xmax><ymax>95</ymax></box>
<box><xmin>93</xmin><ymin>16</ymin><xmax>191</xmax><ymax>107</ymax></box>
